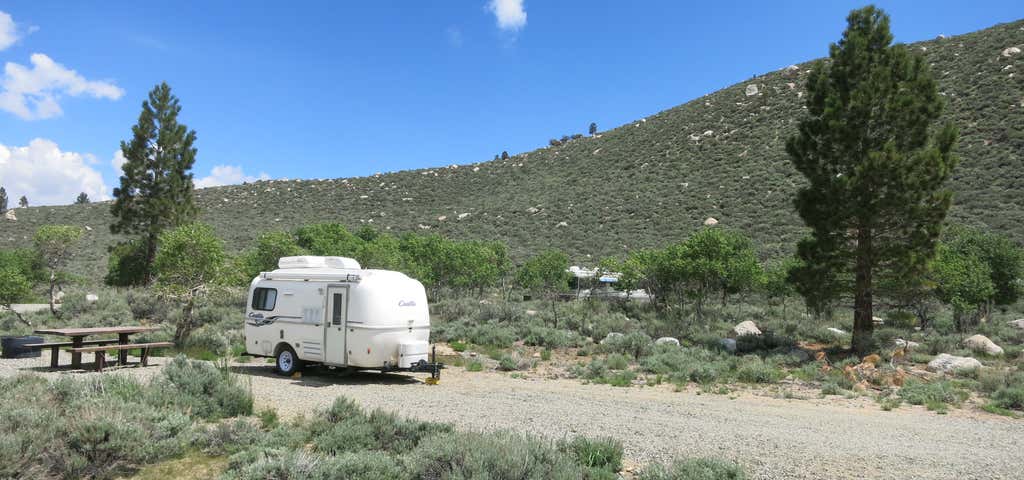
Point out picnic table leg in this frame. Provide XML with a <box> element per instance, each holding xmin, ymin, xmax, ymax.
<box><xmin>118</xmin><ymin>333</ymin><xmax>130</xmax><ymax>365</ymax></box>
<box><xmin>95</xmin><ymin>351</ymin><xmax>105</xmax><ymax>372</ymax></box>
<box><xmin>141</xmin><ymin>347</ymin><xmax>149</xmax><ymax>367</ymax></box>
<box><xmin>71</xmin><ymin>336</ymin><xmax>83</xmax><ymax>369</ymax></box>
<box><xmin>50</xmin><ymin>346</ymin><xmax>59</xmax><ymax>368</ymax></box>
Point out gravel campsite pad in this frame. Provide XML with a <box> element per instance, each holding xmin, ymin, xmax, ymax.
<box><xmin>3</xmin><ymin>352</ymin><xmax>1021</xmax><ymax>480</ymax></box>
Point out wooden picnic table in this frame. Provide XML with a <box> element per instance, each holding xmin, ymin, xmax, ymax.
<box><xmin>33</xmin><ymin>326</ymin><xmax>162</xmax><ymax>369</ymax></box>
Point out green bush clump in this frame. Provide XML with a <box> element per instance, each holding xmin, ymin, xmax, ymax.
<box><xmin>0</xmin><ymin>373</ymin><xmax>193</xmax><ymax>479</ymax></box>
<box><xmin>559</xmin><ymin>436</ymin><xmax>624</xmax><ymax>474</ymax></box>
<box><xmin>605</xmin><ymin>353</ymin><xmax>631</xmax><ymax>370</ymax></box>
<box><xmin>465</xmin><ymin>359</ymin><xmax>484</xmax><ymax>371</ymax></box>
<box><xmin>735</xmin><ymin>356</ymin><xmax>783</xmax><ymax>384</ymax></box>
<box><xmin>310</xmin><ymin>398</ymin><xmax>452</xmax><ymax>455</ymax></box>
<box><xmin>990</xmin><ymin>387</ymin><xmax>1024</xmax><ymax>410</ymax></box>
<box><xmin>409</xmin><ymin>431</ymin><xmax>584</xmax><ymax>480</ymax></box>
<box><xmin>193</xmin><ymin>418</ymin><xmax>263</xmax><ymax>455</ymax></box>
<box><xmin>601</xmin><ymin>331</ymin><xmax>653</xmax><ymax>359</ymax></box>
<box><xmin>149</xmin><ymin>355</ymin><xmax>254</xmax><ymax>420</ymax></box>
<box><xmin>639</xmin><ymin>458</ymin><xmax>747</xmax><ymax>480</ymax></box>
<box><xmin>734</xmin><ymin>332</ymin><xmax>796</xmax><ymax>354</ymax></box>
<box><xmin>898</xmin><ymin>380</ymin><xmax>970</xmax><ymax>408</ymax></box>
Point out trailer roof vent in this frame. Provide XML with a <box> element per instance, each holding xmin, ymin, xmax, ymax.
<box><xmin>278</xmin><ymin>256</ymin><xmax>361</xmax><ymax>270</ymax></box>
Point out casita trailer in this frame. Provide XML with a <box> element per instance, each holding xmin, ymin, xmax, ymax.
<box><xmin>244</xmin><ymin>256</ymin><xmax>442</xmax><ymax>379</ymax></box>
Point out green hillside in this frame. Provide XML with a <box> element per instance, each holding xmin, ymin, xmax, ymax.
<box><xmin>3</xmin><ymin>20</ymin><xmax>1022</xmax><ymax>278</ymax></box>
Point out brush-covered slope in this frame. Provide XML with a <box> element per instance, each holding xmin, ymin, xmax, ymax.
<box><xmin>3</xmin><ymin>20</ymin><xmax>1023</xmax><ymax>278</ymax></box>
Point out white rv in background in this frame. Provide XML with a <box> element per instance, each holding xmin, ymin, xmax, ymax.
<box><xmin>243</xmin><ymin>256</ymin><xmax>442</xmax><ymax>379</ymax></box>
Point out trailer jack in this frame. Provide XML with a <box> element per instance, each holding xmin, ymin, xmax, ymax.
<box><xmin>408</xmin><ymin>345</ymin><xmax>444</xmax><ymax>384</ymax></box>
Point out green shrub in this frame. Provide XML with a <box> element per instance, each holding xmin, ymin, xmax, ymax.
<box><xmin>602</xmin><ymin>331</ymin><xmax>653</xmax><ymax>359</ymax></box>
<box><xmin>990</xmin><ymin>387</ymin><xmax>1024</xmax><ymax>410</ymax></box>
<box><xmin>606</xmin><ymin>353</ymin><xmax>631</xmax><ymax>370</ymax></box>
<box><xmin>898</xmin><ymin>380</ymin><xmax>970</xmax><ymax>408</ymax></box>
<box><xmin>735</xmin><ymin>356</ymin><xmax>782</xmax><ymax>384</ymax></box>
<box><xmin>193</xmin><ymin>418</ymin><xmax>263</xmax><ymax>455</ymax></box>
<box><xmin>409</xmin><ymin>431</ymin><xmax>583</xmax><ymax>480</ymax></box>
<box><xmin>465</xmin><ymin>359</ymin><xmax>484</xmax><ymax>372</ymax></box>
<box><xmin>734</xmin><ymin>332</ymin><xmax>796</xmax><ymax>354</ymax></box>
<box><xmin>559</xmin><ymin>436</ymin><xmax>623</xmax><ymax>473</ymax></box>
<box><xmin>148</xmin><ymin>355</ymin><xmax>254</xmax><ymax>420</ymax></box>
<box><xmin>639</xmin><ymin>458</ymin><xmax>747</xmax><ymax>480</ymax></box>
<box><xmin>450</xmin><ymin>340</ymin><xmax>467</xmax><ymax>352</ymax></box>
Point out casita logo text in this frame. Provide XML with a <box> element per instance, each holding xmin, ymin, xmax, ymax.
<box><xmin>398</xmin><ymin>300</ymin><xmax>417</xmax><ymax>307</ymax></box>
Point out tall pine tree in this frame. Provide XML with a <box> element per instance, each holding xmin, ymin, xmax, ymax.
<box><xmin>75</xmin><ymin>192</ymin><xmax>90</xmax><ymax>204</ymax></box>
<box><xmin>787</xmin><ymin>6</ymin><xmax>958</xmax><ymax>354</ymax></box>
<box><xmin>0</xmin><ymin>187</ymin><xmax>7</xmax><ymax>213</ymax></box>
<box><xmin>110</xmin><ymin>82</ymin><xmax>199</xmax><ymax>284</ymax></box>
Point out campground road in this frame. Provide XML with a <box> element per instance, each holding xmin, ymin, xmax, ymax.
<box><xmin>235</xmin><ymin>363</ymin><xmax>1020</xmax><ymax>480</ymax></box>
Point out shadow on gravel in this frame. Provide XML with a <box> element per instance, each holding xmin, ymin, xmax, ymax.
<box><xmin>229</xmin><ymin>363</ymin><xmax>424</xmax><ymax>387</ymax></box>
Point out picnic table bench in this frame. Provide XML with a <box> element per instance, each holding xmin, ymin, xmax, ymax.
<box><xmin>31</xmin><ymin>326</ymin><xmax>172</xmax><ymax>371</ymax></box>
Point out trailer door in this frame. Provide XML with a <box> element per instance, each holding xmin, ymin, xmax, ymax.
<box><xmin>324</xmin><ymin>286</ymin><xmax>348</xmax><ymax>365</ymax></box>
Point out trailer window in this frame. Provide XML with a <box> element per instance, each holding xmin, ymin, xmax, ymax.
<box><xmin>252</xmin><ymin>288</ymin><xmax>277</xmax><ymax>311</ymax></box>
<box><xmin>331</xmin><ymin>293</ymin><xmax>344</xmax><ymax>325</ymax></box>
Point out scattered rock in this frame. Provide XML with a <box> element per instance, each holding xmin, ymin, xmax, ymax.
<box><xmin>1007</xmin><ymin>319</ymin><xmax>1024</xmax><ymax>330</ymax></box>
<box><xmin>733</xmin><ymin>320</ymin><xmax>761</xmax><ymax>336</ymax></box>
<box><xmin>703</xmin><ymin>217</ymin><xmax>718</xmax><ymax>226</ymax></box>
<box><xmin>3</xmin><ymin>210</ymin><xmax>15</xmax><ymax>221</ymax></box>
<box><xmin>655</xmin><ymin>337</ymin><xmax>680</xmax><ymax>347</ymax></box>
<box><xmin>437</xmin><ymin>215</ymin><xmax>447</xmax><ymax>221</ymax></box>
<box><xmin>720</xmin><ymin>338</ymin><xmax>737</xmax><ymax>353</ymax></box>
<box><xmin>963</xmin><ymin>334</ymin><xmax>1004</xmax><ymax>356</ymax></box>
<box><xmin>702</xmin><ymin>130</ymin><xmax>714</xmax><ymax>137</ymax></box>
<box><xmin>601</xmin><ymin>332</ymin><xmax>624</xmax><ymax>345</ymax></box>
<box><xmin>478</xmin><ymin>299</ymin><xmax>491</xmax><ymax>305</ymax></box>
<box><xmin>872</xmin><ymin>316</ymin><xmax>885</xmax><ymax>325</ymax></box>
<box><xmin>784</xmin><ymin>65</ymin><xmax>799</xmax><ymax>73</ymax></box>
<box><xmin>927</xmin><ymin>353</ymin><xmax>982</xmax><ymax>374</ymax></box>
<box><xmin>786</xmin><ymin>82</ymin><xmax>796</xmax><ymax>90</ymax></box>
<box><xmin>532</xmin><ymin>352</ymin><xmax>541</xmax><ymax>359</ymax></box>
<box><xmin>827</xmin><ymin>327</ymin><xmax>848</xmax><ymax>336</ymax></box>
<box><xmin>526</xmin><ymin>207</ymin><xmax>540</xmax><ymax>214</ymax></box>
<box><xmin>894</xmin><ymin>338</ymin><xmax>920</xmax><ymax>350</ymax></box>
<box><xmin>85</xmin><ymin>294</ymin><xmax>99</xmax><ymax>303</ymax></box>
<box><xmin>457</xmin><ymin>213</ymin><xmax>470</xmax><ymax>220</ymax></box>
<box><xmin>525</xmin><ymin>310</ymin><xmax>538</xmax><ymax>316</ymax></box>
<box><xmin>433</xmin><ymin>343</ymin><xmax>457</xmax><ymax>356</ymax></box>
<box><xmin>53</xmin><ymin>291</ymin><xmax>66</xmax><ymax>304</ymax></box>
<box><xmin>556</xmin><ymin>221</ymin><xmax>568</xmax><ymax>228</ymax></box>
<box><xmin>1002</xmin><ymin>46</ymin><xmax>1021</xmax><ymax>57</ymax></box>
<box><xmin>788</xmin><ymin>349</ymin><xmax>810</xmax><ymax>362</ymax></box>
<box><xmin>745</xmin><ymin>84</ymin><xmax>759</xmax><ymax>96</ymax></box>
<box><xmin>472</xmin><ymin>166</ymin><xmax>480</xmax><ymax>172</ymax></box>
<box><xmin>84</xmin><ymin>226</ymin><xmax>92</xmax><ymax>231</ymax></box>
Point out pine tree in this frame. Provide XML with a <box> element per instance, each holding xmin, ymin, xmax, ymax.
<box><xmin>589</xmin><ymin>122</ymin><xmax>597</xmax><ymax>135</ymax></box>
<box><xmin>0</xmin><ymin>187</ymin><xmax>7</xmax><ymax>213</ymax></box>
<box><xmin>18</xmin><ymin>196</ymin><xmax>27</xmax><ymax>208</ymax></box>
<box><xmin>110</xmin><ymin>82</ymin><xmax>199</xmax><ymax>284</ymax></box>
<box><xmin>75</xmin><ymin>192</ymin><xmax>90</xmax><ymax>204</ymax></box>
<box><xmin>500</xmin><ymin>151</ymin><xmax>509</xmax><ymax>160</ymax></box>
<box><xmin>786</xmin><ymin>6</ymin><xmax>958</xmax><ymax>354</ymax></box>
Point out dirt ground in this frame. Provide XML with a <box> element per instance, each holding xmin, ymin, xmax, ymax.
<box><xmin>3</xmin><ymin>351</ymin><xmax>1021</xmax><ymax>480</ymax></box>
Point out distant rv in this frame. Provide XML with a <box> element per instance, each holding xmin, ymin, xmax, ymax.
<box><xmin>243</xmin><ymin>256</ymin><xmax>442</xmax><ymax>380</ymax></box>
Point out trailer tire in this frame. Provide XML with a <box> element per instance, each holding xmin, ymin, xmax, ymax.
<box><xmin>275</xmin><ymin>346</ymin><xmax>303</xmax><ymax>376</ymax></box>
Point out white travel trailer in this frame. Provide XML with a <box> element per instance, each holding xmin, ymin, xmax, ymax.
<box><xmin>243</xmin><ymin>256</ymin><xmax>442</xmax><ymax>380</ymax></box>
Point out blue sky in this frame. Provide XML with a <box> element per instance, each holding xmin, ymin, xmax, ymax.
<box><xmin>0</xmin><ymin>1</ymin><xmax>1019</xmax><ymax>205</ymax></box>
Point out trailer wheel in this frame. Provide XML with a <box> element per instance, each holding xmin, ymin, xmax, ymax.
<box><xmin>275</xmin><ymin>346</ymin><xmax>303</xmax><ymax>376</ymax></box>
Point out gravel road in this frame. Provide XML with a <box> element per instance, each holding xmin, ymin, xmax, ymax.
<box><xmin>2</xmin><ymin>353</ymin><xmax>1021</xmax><ymax>480</ymax></box>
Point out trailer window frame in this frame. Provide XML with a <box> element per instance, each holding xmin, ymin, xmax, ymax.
<box><xmin>251</xmin><ymin>287</ymin><xmax>278</xmax><ymax>311</ymax></box>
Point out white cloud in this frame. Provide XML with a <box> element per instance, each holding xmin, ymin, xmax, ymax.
<box><xmin>0</xmin><ymin>53</ymin><xmax>125</xmax><ymax>120</ymax></box>
<box><xmin>194</xmin><ymin>165</ymin><xmax>270</xmax><ymax>189</ymax></box>
<box><xmin>0</xmin><ymin>11</ymin><xmax>21</xmax><ymax>51</ymax></box>
<box><xmin>487</xmin><ymin>0</ymin><xmax>527</xmax><ymax>31</ymax></box>
<box><xmin>111</xmin><ymin>150</ymin><xmax>127</xmax><ymax>172</ymax></box>
<box><xmin>0</xmin><ymin>138</ymin><xmax>110</xmax><ymax>206</ymax></box>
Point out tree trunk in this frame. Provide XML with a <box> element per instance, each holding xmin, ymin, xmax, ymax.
<box><xmin>852</xmin><ymin>229</ymin><xmax>875</xmax><ymax>356</ymax></box>
<box><xmin>174</xmin><ymin>297</ymin><xmax>195</xmax><ymax>344</ymax></box>
<box><xmin>48</xmin><ymin>270</ymin><xmax>57</xmax><ymax>316</ymax></box>
<box><xmin>143</xmin><ymin>233</ymin><xmax>158</xmax><ymax>285</ymax></box>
